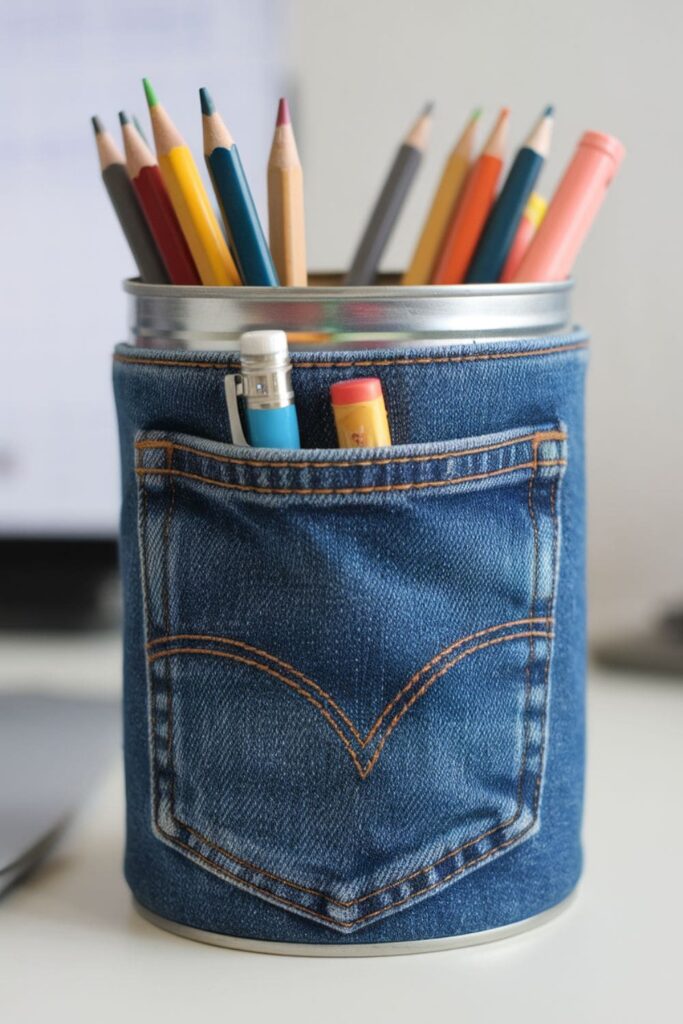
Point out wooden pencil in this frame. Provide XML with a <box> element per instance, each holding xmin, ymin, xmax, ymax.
<box><xmin>91</xmin><ymin>116</ymin><xmax>168</xmax><ymax>284</ymax></box>
<box><xmin>200</xmin><ymin>88</ymin><xmax>278</xmax><ymax>286</ymax></box>
<box><xmin>432</xmin><ymin>108</ymin><xmax>510</xmax><ymax>284</ymax></box>
<box><xmin>132</xmin><ymin>114</ymin><xmax>149</xmax><ymax>145</ymax></box>
<box><xmin>267</xmin><ymin>98</ymin><xmax>307</xmax><ymax>286</ymax></box>
<box><xmin>402</xmin><ymin>108</ymin><xmax>480</xmax><ymax>285</ymax></box>
<box><xmin>467</xmin><ymin>105</ymin><xmax>554</xmax><ymax>283</ymax></box>
<box><xmin>143</xmin><ymin>78</ymin><xmax>240</xmax><ymax>286</ymax></box>
<box><xmin>120</xmin><ymin>112</ymin><xmax>200</xmax><ymax>285</ymax></box>
<box><xmin>345</xmin><ymin>103</ymin><xmax>434</xmax><ymax>286</ymax></box>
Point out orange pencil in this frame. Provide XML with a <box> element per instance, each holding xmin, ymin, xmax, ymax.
<box><xmin>432</xmin><ymin>108</ymin><xmax>510</xmax><ymax>284</ymax></box>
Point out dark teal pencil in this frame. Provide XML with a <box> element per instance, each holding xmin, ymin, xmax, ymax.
<box><xmin>200</xmin><ymin>88</ymin><xmax>278</xmax><ymax>287</ymax></box>
<box><xmin>466</xmin><ymin>106</ymin><xmax>555</xmax><ymax>283</ymax></box>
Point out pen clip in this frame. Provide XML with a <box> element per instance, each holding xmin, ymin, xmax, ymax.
<box><xmin>224</xmin><ymin>374</ymin><xmax>248</xmax><ymax>446</ymax></box>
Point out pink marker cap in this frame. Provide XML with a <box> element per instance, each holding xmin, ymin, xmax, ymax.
<box><xmin>331</xmin><ymin>378</ymin><xmax>383</xmax><ymax>406</ymax></box>
<box><xmin>580</xmin><ymin>131</ymin><xmax>626</xmax><ymax>169</ymax></box>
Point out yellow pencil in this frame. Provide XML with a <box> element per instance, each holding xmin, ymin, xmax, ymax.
<box><xmin>402</xmin><ymin>109</ymin><xmax>481</xmax><ymax>285</ymax></box>
<box><xmin>143</xmin><ymin>78</ymin><xmax>240</xmax><ymax>286</ymax></box>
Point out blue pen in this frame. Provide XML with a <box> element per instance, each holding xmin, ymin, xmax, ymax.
<box><xmin>200</xmin><ymin>87</ymin><xmax>279</xmax><ymax>287</ymax></box>
<box><xmin>466</xmin><ymin>106</ymin><xmax>554</xmax><ymax>283</ymax></box>
<box><xmin>224</xmin><ymin>331</ymin><xmax>300</xmax><ymax>449</ymax></box>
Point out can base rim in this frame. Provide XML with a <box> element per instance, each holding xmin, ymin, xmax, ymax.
<box><xmin>133</xmin><ymin>890</ymin><xmax>577</xmax><ymax>958</ymax></box>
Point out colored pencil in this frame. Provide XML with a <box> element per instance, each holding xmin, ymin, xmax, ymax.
<box><xmin>132</xmin><ymin>114</ymin><xmax>149</xmax><ymax>145</ymax></box>
<box><xmin>345</xmin><ymin>103</ymin><xmax>434</xmax><ymax>286</ymax></box>
<box><xmin>267</xmin><ymin>98</ymin><xmax>307</xmax><ymax>286</ymax></box>
<box><xmin>512</xmin><ymin>130</ymin><xmax>625</xmax><ymax>282</ymax></box>
<box><xmin>467</xmin><ymin>106</ymin><xmax>554</xmax><ymax>283</ymax></box>
<box><xmin>119</xmin><ymin>112</ymin><xmax>200</xmax><ymax>286</ymax></box>
<box><xmin>431</xmin><ymin>108</ymin><xmax>510</xmax><ymax>284</ymax></box>
<box><xmin>200</xmin><ymin>88</ymin><xmax>278</xmax><ymax>286</ymax></box>
<box><xmin>402</xmin><ymin>108</ymin><xmax>480</xmax><ymax>285</ymax></box>
<box><xmin>499</xmin><ymin>192</ymin><xmax>547</xmax><ymax>282</ymax></box>
<box><xmin>91</xmin><ymin>116</ymin><xmax>168</xmax><ymax>284</ymax></box>
<box><xmin>143</xmin><ymin>78</ymin><xmax>240</xmax><ymax>286</ymax></box>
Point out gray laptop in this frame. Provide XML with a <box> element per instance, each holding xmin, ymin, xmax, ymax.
<box><xmin>0</xmin><ymin>693</ymin><xmax>120</xmax><ymax>894</ymax></box>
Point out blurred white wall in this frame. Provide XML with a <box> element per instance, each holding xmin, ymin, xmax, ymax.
<box><xmin>287</xmin><ymin>0</ymin><xmax>682</xmax><ymax>635</ymax></box>
<box><xmin>0</xmin><ymin>0</ymin><xmax>286</xmax><ymax>536</ymax></box>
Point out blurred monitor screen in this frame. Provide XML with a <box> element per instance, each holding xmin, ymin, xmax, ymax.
<box><xmin>0</xmin><ymin>0</ymin><xmax>286</xmax><ymax>538</ymax></box>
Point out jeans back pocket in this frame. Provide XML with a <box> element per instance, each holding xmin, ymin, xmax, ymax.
<box><xmin>136</xmin><ymin>423</ymin><xmax>566</xmax><ymax>932</ymax></box>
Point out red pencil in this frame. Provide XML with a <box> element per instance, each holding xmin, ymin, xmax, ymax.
<box><xmin>119</xmin><ymin>111</ymin><xmax>200</xmax><ymax>285</ymax></box>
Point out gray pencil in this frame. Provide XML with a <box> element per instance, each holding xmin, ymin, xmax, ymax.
<box><xmin>345</xmin><ymin>103</ymin><xmax>434</xmax><ymax>286</ymax></box>
<box><xmin>91</xmin><ymin>116</ymin><xmax>168</xmax><ymax>284</ymax></box>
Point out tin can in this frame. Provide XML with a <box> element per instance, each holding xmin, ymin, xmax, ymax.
<box><xmin>116</xmin><ymin>275</ymin><xmax>586</xmax><ymax>955</ymax></box>
<box><xmin>126</xmin><ymin>274</ymin><xmax>572</xmax><ymax>350</ymax></box>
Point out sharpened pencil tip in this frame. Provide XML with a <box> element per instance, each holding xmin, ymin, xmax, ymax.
<box><xmin>132</xmin><ymin>115</ymin><xmax>148</xmax><ymax>143</ymax></box>
<box><xmin>422</xmin><ymin>101</ymin><xmax>435</xmax><ymax>118</ymax></box>
<box><xmin>199</xmin><ymin>87</ymin><xmax>215</xmax><ymax>116</ymax></box>
<box><xmin>471</xmin><ymin>107</ymin><xmax>483</xmax><ymax>122</ymax></box>
<box><xmin>142</xmin><ymin>78</ymin><xmax>158</xmax><ymax>108</ymax></box>
<box><xmin>118</xmin><ymin>111</ymin><xmax>130</xmax><ymax>126</ymax></box>
<box><xmin>276</xmin><ymin>97</ymin><xmax>290</xmax><ymax>126</ymax></box>
<box><xmin>91</xmin><ymin>115</ymin><xmax>104</xmax><ymax>135</ymax></box>
<box><xmin>544</xmin><ymin>104</ymin><xmax>555</xmax><ymax>117</ymax></box>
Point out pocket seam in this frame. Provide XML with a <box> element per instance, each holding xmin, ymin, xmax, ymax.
<box><xmin>115</xmin><ymin>337</ymin><xmax>588</xmax><ymax>373</ymax></box>
<box><xmin>135</xmin><ymin>428</ymin><xmax>566</xmax><ymax>471</ymax></box>
<box><xmin>136</xmin><ymin>457</ymin><xmax>565</xmax><ymax>497</ymax></box>
<box><xmin>139</xmin><ymin>431</ymin><xmax>562</xmax><ymax>929</ymax></box>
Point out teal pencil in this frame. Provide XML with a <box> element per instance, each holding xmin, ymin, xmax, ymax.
<box><xmin>200</xmin><ymin>87</ymin><xmax>278</xmax><ymax>286</ymax></box>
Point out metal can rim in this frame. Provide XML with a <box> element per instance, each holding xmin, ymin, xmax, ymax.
<box><xmin>125</xmin><ymin>275</ymin><xmax>574</xmax><ymax>351</ymax></box>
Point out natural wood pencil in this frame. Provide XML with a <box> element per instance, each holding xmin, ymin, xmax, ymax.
<box><xmin>267</xmin><ymin>98</ymin><xmax>307</xmax><ymax>286</ymax></box>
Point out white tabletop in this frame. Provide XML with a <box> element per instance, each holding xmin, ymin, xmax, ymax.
<box><xmin>1</xmin><ymin>634</ymin><xmax>681</xmax><ymax>1023</ymax></box>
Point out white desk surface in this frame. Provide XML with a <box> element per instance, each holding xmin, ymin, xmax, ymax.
<box><xmin>1</xmin><ymin>632</ymin><xmax>681</xmax><ymax>1024</ymax></box>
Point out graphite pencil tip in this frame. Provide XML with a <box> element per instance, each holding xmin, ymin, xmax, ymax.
<box><xmin>118</xmin><ymin>110</ymin><xmax>130</xmax><ymax>126</ymax></box>
<box><xmin>544</xmin><ymin>104</ymin><xmax>555</xmax><ymax>117</ymax></box>
<box><xmin>199</xmin><ymin>87</ymin><xmax>215</xmax><ymax>116</ymax></box>
<box><xmin>142</xmin><ymin>78</ymin><xmax>158</xmax><ymax>108</ymax></box>
<box><xmin>276</xmin><ymin>97</ymin><xmax>290</xmax><ymax>126</ymax></box>
<box><xmin>91</xmin><ymin>115</ymin><xmax>104</xmax><ymax>135</ymax></box>
<box><xmin>422</xmin><ymin>101</ymin><xmax>435</xmax><ymax>118</ymax></box>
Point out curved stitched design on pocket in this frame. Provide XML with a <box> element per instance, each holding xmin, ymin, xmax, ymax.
<box><xmin>137</xmin><ymin>431</ymin><xmax>563</xmax><ymax>931</ymax></box>
<box><xmin>144</xmin><ymin>627</ymin><xmax>555</xmax><ymax>930</ymax></box>
<box><xmin>147</xmin><ymin>620</ymin><xmax>553</xmax><ymax>779</ymax></box>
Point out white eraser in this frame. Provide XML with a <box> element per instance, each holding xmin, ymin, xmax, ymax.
<box><xmin>239</xmin><ymin>330</ymin><xmax>288</xmax><ymax>356</ymax></box>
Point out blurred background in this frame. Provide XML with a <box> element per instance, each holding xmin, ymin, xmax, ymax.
<box><xmin>1</xmin><ymin>0</ymin><xmax>680</xmax><ymax>649</ymax></box>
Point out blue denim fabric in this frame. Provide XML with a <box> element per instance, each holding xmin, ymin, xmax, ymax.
<box><xmin>114</xmin><ymin>331</ymin><xmax>588</xmax><ymax>944</ymax></box>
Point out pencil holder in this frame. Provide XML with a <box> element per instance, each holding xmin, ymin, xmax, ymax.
<box><xmin>114</xmin><ymin>279</ymin><xmax>587</xmax><ymax>955</ymax></box>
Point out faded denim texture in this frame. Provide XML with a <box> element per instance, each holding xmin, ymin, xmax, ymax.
<box><xmin>114</xmin><ymin>331</ymin><xmax>588</xmax><ymax>944</ymax></box>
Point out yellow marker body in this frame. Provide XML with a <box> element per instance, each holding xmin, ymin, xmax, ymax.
<box><xmin>159</xmin><ymin>145</ymin><xmax>240</xmax><ymax>286</ymax></box>
<box><xmin>332</xmin><ymin>397</ymin><xmax>392</xmax><ymax>448</ymax></box>
<box><xmin>525</xmin><ymin>192</ymin><xmax>548</xmax><ymax>230</ymax></box>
